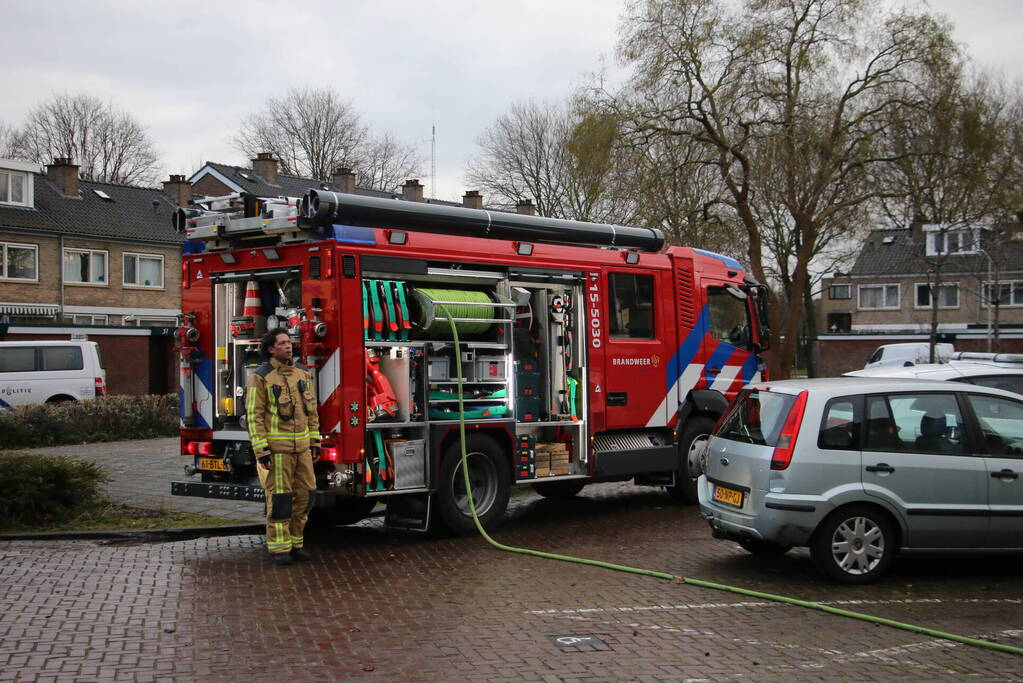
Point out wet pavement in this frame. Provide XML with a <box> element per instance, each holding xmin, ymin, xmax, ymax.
<box><xmin>2</xmin><ymin>441</ymin><xmax>1022</xmax><ymax>680</ymax></box>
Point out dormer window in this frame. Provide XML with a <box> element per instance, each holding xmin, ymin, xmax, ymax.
<box><xmin>0</xmin><ymin>161</ymin><xmax>34</xmax><ymax>208</ymax></box>
<box><xmin>925</xmin><ymin>224</ymin><xmax>979</xmax><ymax>256</ymax></box>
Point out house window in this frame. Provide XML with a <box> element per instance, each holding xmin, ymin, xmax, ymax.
<box><xmin>70</xmin><ymin>314</ymin><xmax>108</xmax><ymax>325</ymax></box>
<box><xmin>982</xmin><ymin>280</ymin><xmax>1023</xmax><ymax>308</ymax></box>
<box><xmin>915</xmin><ymin>282</ymin><xmax>959</xmax><ymax>309</ymax></box>
<box><xmin>858</xmin><ymin>284</ymin><xmax>899</xmax><ymax>310</ymax></box>
<box><xmin>829</xmin><ymin>284</ymin><xmax>851</xmax><ymax>300</ymax></box>
<box><xmin>63</xmin><ymin>248</ymin><xmax>108</xmax><ymax>284</ymax></box>
<box><xmin>1</xmin><ymin>242</ymin><xmax>38</xmax><ymax>281</ymax></box>
<box><xmin>927</xmin><ymin>228</ymin><xmax>977</xmax><ymax>256</ymax></box>
<box><xmin>826</xmin><ymin>312</ymin><xmax>851</xmax><ymax>332</ymax></box>
<box><xmin>123</xmin><ymin>253</ymin><xmax>164</xmax><ymax>288</ymax></box>
<box><xmin>0</xmin><ymin>170</ymin><xmax>28</xmax><ymax>206</ymax></box>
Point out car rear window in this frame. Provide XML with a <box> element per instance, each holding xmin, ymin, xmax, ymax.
<box><xmin>715</xmin><ymin>389</ymin><xmax>795</xmax><ymax>446</ymax></box>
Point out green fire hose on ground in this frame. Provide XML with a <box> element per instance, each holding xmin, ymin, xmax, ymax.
<box><xmin>435</xmin><ymin>304</ymin><xmax>1023</xmax><ymax>659</ymax></box>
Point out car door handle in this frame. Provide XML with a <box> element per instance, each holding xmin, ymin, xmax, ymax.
<box><xmin>991</xmin><ymin>469</ymin><xmax>1018</xmax><ymax>480</ymax></box>
<box><xmin>865</xmin><ymin>463</ymin><xmax>895</xmax><ymax>473</ymax></box>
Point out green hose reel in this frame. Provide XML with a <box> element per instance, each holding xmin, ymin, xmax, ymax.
<box><xmin>410</xmin><ymin>288</ymin><xmax>496</xmax><ymax>337</ymax></box>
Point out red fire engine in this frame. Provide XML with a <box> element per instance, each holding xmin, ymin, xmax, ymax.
<box><xmin>171</xmin><ymin>190</ymin><xmax>770</xmax><ymax>533</ymax></box>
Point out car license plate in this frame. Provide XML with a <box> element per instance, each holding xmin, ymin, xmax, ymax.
<box><xmin>199</xmin><ymin>457</ymin><xmax>228</xmax><ymax>472</ymax></box>
<box><xmin>713</xmin><ymin>484</ymin><xmax>743</xmax><ymax>507</ymax></box>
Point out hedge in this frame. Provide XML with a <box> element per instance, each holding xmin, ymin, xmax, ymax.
<box><xmin>0</xmin><ymin>452</ymin><xmax>108</xmax><ymax>526</ymax></box>
<box><xmin>0</xmin><ymin>394</ymin><xmax>178</xmax><ymax>450</ymax></box>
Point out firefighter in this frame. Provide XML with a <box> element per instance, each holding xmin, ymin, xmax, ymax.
<box><xmin>246</xmin><ymin>328</ymin><xmax>320</xmax><ymax>566</ymax></box>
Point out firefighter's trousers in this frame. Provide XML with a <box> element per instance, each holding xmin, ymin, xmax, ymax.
<box><xmin>257</xmin><ymin>450</ymin><xmax>315</xmax><ymax>554</ymax></box>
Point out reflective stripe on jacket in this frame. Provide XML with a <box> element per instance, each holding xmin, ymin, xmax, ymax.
<box><xmin>246</xmin><ymin>358</ymin><xmax>320</xmax><ymax>457</ymax></box>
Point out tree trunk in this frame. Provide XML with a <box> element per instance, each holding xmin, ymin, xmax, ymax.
<box><xmin>803</xmin><ymin>278</ymin><xmax>818</xmax><ymax>378</ymax></box>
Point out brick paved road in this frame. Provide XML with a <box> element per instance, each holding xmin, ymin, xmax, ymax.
<box><xmin>2</xmin><ymin>478</ymin><xmax>1021</xmax><ymax>681</ymax></box>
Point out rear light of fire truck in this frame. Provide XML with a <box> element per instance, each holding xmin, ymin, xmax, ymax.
<box><xmin>184</xmin><ymin>441</ymin><xmax>214</xmax><ymax>456</ymax></box>
<box><xmin>323</xmin><ymin>246</ymin><xmax>334</xmax><ymax>278</ymax></box>
<box><xmin>182</xmin><ymin>260</ymin><xmax>190</xmax><ymax>289</ymax></box>
<box><xmin>320</xmin><ymin>446</ymin><xmax>339</xmax><ymax>462</ymax></box>
<box><xmin>94</xmin><ymin>377</ymin><xmax>108</xmax><ymax>397</ymax></box>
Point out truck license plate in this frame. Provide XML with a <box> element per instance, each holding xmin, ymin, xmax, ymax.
<box><xmin>713</xmin><ymin>484</ymin><xmax>743</xmax><ymax>507</ymax></box>
<box><xmin>199</xmin><ymin>457</ymin><xmax>228</xmax><ymax>472</ymax></box>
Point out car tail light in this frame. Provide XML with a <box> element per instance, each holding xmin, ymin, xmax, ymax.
<box><xmin>94</xmin><ymin>376</ymin><xmax>108</xmax><ymax>397</ymax></box>
<box><xmin>770</xmin><ymin>390</ymin><xmax>808</xmax><ymax>470</ymax></box>
<box><xmin>197</xmin><ymin>441</ymin><xmax>214</xmax><ymax>455</ymax></box>
<box><xmin>185</xmin><ymin>441</ymin><xmax>198</xmax><ymax>455</ymax></box>
<box><xmin>321</xmin><ymin>446</ymin><xmax>339</xmax><ymax>462</ymax></box>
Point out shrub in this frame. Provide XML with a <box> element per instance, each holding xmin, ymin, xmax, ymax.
<box><xmin>0</xmin><ymin>452</ymin><xmax>109</xmax><ymax>526</ymax></box>
<box><xmin>0</xmin><ymin>394</ymin><xmax>178</xmax><ymax>450</ymax></box>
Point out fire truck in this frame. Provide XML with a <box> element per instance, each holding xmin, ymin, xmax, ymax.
<box><xmin>171</xmin><ymin>189</ymin><xmax>770</xmax><ymax>534</ymax></box>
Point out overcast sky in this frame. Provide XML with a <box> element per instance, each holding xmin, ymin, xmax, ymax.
<box><xmin>1</xmin><ymin>0</ymin><xmax>1020</xmax><ymax>202</ymax></box>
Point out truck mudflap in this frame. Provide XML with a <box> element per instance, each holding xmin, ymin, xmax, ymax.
<box><xmin>171</xmin><ymin>481</ymin><xmax>337</xmax><ymax>508</ymax></box>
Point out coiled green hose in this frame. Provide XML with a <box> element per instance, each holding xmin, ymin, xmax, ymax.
<box><xmin>436</xmin><ymin>303</ymin><xmax>1023</xmax><ymax>659</ymax></box>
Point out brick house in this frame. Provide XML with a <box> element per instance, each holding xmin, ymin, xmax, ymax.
<box><xmin>0</xmin><ymin>157</ymin><xmax>186</xmax><ymax>394</ymax></box>
<box><xmin>818</xmin><ymin>222</ymin><xmax>1023</xmax><ymax>375</ymax></box>
<box><xmin>0</xmin><ymin>158</ymin><xmax>183</xmax><ymax>326</ymax></box>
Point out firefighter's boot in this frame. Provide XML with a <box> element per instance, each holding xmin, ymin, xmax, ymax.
<box><xmin>272</xmin><ymin>552</ymin><xmax>293</xmax><ymax>567</ymax></box>
<box><xmin>290</xmin><ymin>548</ymin><xmax>311</xmax><ymax>562</ymax></box>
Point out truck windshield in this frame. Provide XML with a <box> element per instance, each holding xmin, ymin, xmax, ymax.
<box><xmin>715</xmin><ymin>389</ymin><xmax>795</xmax><ymax>446</ymax></box>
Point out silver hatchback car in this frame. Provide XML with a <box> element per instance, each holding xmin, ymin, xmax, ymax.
<box><xmin>698</xmin><ymin>377</ymin><xmax>1023</xmax><ymax>583</ymax></box>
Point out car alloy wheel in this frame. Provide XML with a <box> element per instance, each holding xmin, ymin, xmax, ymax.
<box><xmin>811</xmin><ymin>505</ymin><xmax>896</xmax><ymax>584</ymax></box>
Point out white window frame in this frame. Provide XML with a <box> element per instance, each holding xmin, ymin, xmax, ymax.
<box><xmin>981</xmin><ymin>280</ymin><xmax>1023</xmax><ymax>308</ymax></box>
<box><xmin>122</xmin><ymin>252</ymin><xmax>164</xmax><ymax>289</ymax></box>
<box><xmin>857</xmin><ymin>283</ymin><xmax>900</xmax><ymax>310</ymax></box>
<box><xmin>0</xmin><ymin>241</ymin><xmax>39</xmax><ymax>281</ymax></box>
<box><xmin>63</xmin><ymin>247</ymin><xmax>109</xmax><ymax>285</ymax></box>
<box><xmin>0</xmin><ymin>168</ymin><xmax>32</xmax><ymax>207</ymax></box>
<box><xmin>925</xmin><ymin>226</ymin><xmax>979</xmax><ymax>256</ymax></box>
<box><xmin>829</xmin><ymin>284</ymin><xmax>851</xmax><ymax>300</ymax></box>
<box><xmin>70</xmin><ymin>314</ymin><xmax>109</xmax><ymax>325</ymax></box>
<box><xmin>914</xmin><ymin>282</ymin><xmax>959</xmax><ymax>309</ymax></box>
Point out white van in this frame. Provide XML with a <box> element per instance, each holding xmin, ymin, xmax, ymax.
<box><xmin>0</xmin><ymin>340</ymin><xmax>108</xmax><ymax>409</ymax></box>
<box><xmin>864</xmin><ymin>342</ymin><xmax>953</xmax><ymax>369</ymax></box>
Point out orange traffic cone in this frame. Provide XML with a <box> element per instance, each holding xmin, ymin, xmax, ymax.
<box><xmin>243</xmin><ymin>281</ymin><xmax>262</xmax><ymax>317</ymax></box>
<box><xmin>230</xmin><ymin>281</ymin><xmax>266</xmax><ymax>338</ymax></box>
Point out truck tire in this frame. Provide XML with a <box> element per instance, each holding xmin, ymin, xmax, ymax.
<box><xmin>306</xmin><ymin>497</ymin><xmax>377</xmax><ymax>530</ymax></box>
<box><xmin>531</xmin><ymin>479</ymin><xmax>585</xmax><ymax>499</ymax></box>
<box><xmin>437</xmin><ymin>433</ymin><xmax>511</xmax><ymax>536</ymax></box>
<box><xmin>666</xmin><ymin>416</ymin><xmax>715</xmax><ymax>504</ymax></box>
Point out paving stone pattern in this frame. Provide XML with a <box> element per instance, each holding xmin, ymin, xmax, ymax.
<box><xmin>2</xmin><ymin>442</ymin><xmax>1022</xmax><ymax>681</ymax></box>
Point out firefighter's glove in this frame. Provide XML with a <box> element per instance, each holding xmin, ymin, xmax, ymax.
<box><xmin>258</xmin><ymin>455</ymin><xmax>273</xmax><ymax>470</ymax></box>
<box><xmin>310</xmin><ymin>446</ymin><xmax>321</xmax><ymax>462</ymax></box>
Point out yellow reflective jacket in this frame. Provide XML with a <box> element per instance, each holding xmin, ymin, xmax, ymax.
<box><xmin>246</xmin><ymin>357</ymin><xmax>320</xmax><ymax>458</ymax></box>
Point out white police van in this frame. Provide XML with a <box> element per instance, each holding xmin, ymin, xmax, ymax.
<box><xmin>0</xmin><ymin>340</ymin><xmax>108</xmax><ymax>409</ymax></box>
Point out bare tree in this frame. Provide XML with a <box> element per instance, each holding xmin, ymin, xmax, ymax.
<box><xmin>13</xmin><ymin>93</ymin><xmax>160</xmax><ymax>185</ymax></box>
<box><xmin>616</xmin><ymin>0</ymin><xmax>955</xmax><ymax>377</ymax></box>
<box><xmin>235</xmin><ymin>88</ymin><xmax>370</xmax><ymax>181</ymax></box>
<box><xmin>353</xmin><ymin>132</ymin><xmax>425</xmax><ymax>193</ymax></box>
<box><xmin>0</xmin><ymin>121</ymin><xmax>20</xmax><ymax>159</ymax></box>
<box><xmin>465</xmin><ymin>98</ymin><xmax>636</xmax><ymax>223</ymax></box>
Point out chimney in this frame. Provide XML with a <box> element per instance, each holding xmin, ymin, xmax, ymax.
<box><xmin>332</xmin><ymin>167</ymin><xmax>356</xmax><ymax>194</ymax></box>
<box><xmin>251</xmin><ymin>152</ymin><xmax>278</xmax><ymax>185</ymax></box>
<box><xmin>162</xmin><ymin>174</ymin><xmax>192</xmax><ymax>207</ymax></box>
<box><xmin>47</xmin><ymin>158</ymin><xmax>80</xmax><ymax>196</ymax></box>
<box><xmin>462</xmin><ymin>190</ymin><xmax>483</xmax><ymax>210</ymax></box>
<box><xmin>516</xmin><ymin>198</ymin><xmax>535</xmax><ymax>216</ymax></box>
<box><xmin>401</xmin><ymin>179</ymin><xmax>424</xmax><ymax>202</ymax></box>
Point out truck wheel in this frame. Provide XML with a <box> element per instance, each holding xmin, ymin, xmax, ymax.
<box><xmin>666</xmin><ymin>416</ymin><xmax>715</xmax><ymax>504</ymax></box>
<box><xmin>532</xmin><ymin>480</ymin><xmax>585</xmax><ymax>499</ymax></box>
<box><xmin>810</xmin><ymin>505</ymin><xmax>896</xmax><ymax>584</ymax></box>
<box><xmin>437</xmin><ymin>433</ymin><xmax>511</xmax><ymax>536</ymax></box>
<box><xmin>306</xmin><ymin>497</ymin><xmax>377</xmax><ymax>530</ymax></box>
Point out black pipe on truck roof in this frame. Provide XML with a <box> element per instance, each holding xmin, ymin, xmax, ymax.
<box><xmin>303</xmin><ymin>190</ymin><xmax>665</xmax><ymax>253</ymax></box>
